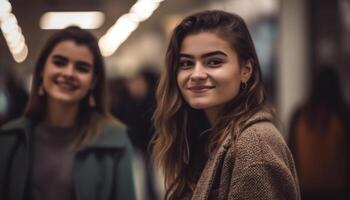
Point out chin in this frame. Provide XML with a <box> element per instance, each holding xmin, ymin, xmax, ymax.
<box><xmin>57</xmin><ymin>99</ymin><xmax>79</xmax><ymax>105</ymax></box>
<box><xmin>188</xmin><ymin>102</ymin><xmax>211</xmax><ymax>110</ymax></box>
<box><xmin>49</xmin><ymin>94</ymin><xmax>81</xmax><ymax>104</ymax></box>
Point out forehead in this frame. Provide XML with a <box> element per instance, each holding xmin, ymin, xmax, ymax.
<box><xmin>50</xmin><ymin>40</ymin><xmax>94</xmax><ymax>63</ymax></box>
<box><xmin>180</xmin><ymin>32</ymin><xmax>234</xmax><ymax>55</ymax></box>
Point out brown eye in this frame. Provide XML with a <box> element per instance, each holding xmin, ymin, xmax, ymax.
<box><xmin>53</xmin><ymin>59</ymin><xmax>67</xmax><ymax>67</ymax></box>
<box><xmin>179</xmin><ymin>60</ymin><xmax>194</xmax><ymax>69</ymax></box>
<box><xmin>75</xmin><ymin>62</ymin><xmax>92</xmax><ymax>73</ymax></box>
<box><xmin>51</xmin><ymin>55</ymin><xmax>68</xmax><ymax>67</ymax></box>
<box><xmin>207</xmin><ymin>59</ymin><xmax>223</xmax><ymax>68</ymax></box>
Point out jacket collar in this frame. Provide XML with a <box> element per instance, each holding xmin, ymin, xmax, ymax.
<box><xmin>237</xmin><ymin>110</ymin><xmax>274</xmax><ymax>137</ymax></box>
<box><xmin>1</xmin><ymin>117</ymin><xmax>32</xmax><ymax>136</ymax></box>
<box><xmin>191</xmin><ymin>110</ymin><xmax>274</xmax><ymax>199</ymax></box>
<box><xmin>82</xmin><ymin>125</ymin><xmax>127</xmax><ymax>149</ymax></box>
<box><xmin>241</xmin><ymin>111</ymin><xmax>273</xmax><ymax>130</ymax></box>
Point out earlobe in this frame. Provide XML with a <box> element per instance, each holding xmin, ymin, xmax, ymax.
<box><xmin>241</xmin><ymin>60</ymin><xmax>253</xmax><ymax>82</ymax></box>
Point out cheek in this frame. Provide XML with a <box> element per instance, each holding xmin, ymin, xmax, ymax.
<box><xmin>223</xmin><ymin>79</ymin><xmax>241</xmax><ymax>99</ymax></box>
<box><xmin>41</xmin><ymin>68</ymin><xmax>53</xmax><ymax>86</ymax></box>
<box><xmin>42</xmin><ymin>63</ymin><xmax>58</xmax><ymax>79</ymax></box>
<box><xmin>217</xmin><ymin>70</ymin><xmax>242</xmax><ymax>94</ymax></box>
<box><xmin>83</xmin><ymin>75</ymin><xmax>95</xmax><ymax>90</ymax></box>
<box><xmin>176</xmin><ymin>72</ymin><xmax>186</xmax><ymax>94</ymax></box>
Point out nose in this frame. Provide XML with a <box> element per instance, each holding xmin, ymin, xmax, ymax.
<box><xmin>190</xmin><ymin>62</ymin><xmax>208</xmax><ymax>81</ymax></box>
<box><xmin>62</xmin><ymin>63</ymin><xmax>75</xmax><ymax>77</ymax></box>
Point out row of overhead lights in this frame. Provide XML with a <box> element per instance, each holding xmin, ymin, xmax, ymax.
<box><xmin>1</xmin><ymin>0</ymin><xmax>164</xmax><ymax>63</ymax></box>
<box><xmin>0</xmin><ymin>0</ymin><xmax>28</xmax><ymax>63</ymax></box>
<box><xmin>39</xmin><ymin>0</ymin><xmax>165</xmax><ymax>56</ymax></box>
<box><xmin>40</xmin><ymin>11</ymin><xmax>105</xmax><ymax>30</ymax></box>
<box><xmin>98</xmin><ymin>0</ymin><xmax>165</xmax><ymax>56</ymax></box>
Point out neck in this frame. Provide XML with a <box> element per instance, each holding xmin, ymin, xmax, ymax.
<box><xmin>204</xmin><ymin>107</ymin><xmax>221</xmax><ymax>127</ymax></box>
<box><xmin>45</xmin><ymin>100</ymin><xmax>79</xmax><ymax>127</ymax></box>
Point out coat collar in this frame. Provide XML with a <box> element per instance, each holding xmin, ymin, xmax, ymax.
<box><xmin>82</xmin><ymin>125</ymin><xmax>127</xmax><ymax>149</ymax></box>
<box><xmin>240</xmin><ymin>111</ymin><xmax>273</xmax><ymax>132</ymax></box>
<box><xmin>1</xmin><ymin>117</ymin><xmax>127</xmax><ymax>149</ymax></box>
<box><xmin>191</xmin><ymin>110</ymin><xmax>274</xmax><ymax>199</ymax></box>
<box><xmin>1</xmin><ymin>117</ymin><xmax>32</xmax><ymax>133</ymax></box>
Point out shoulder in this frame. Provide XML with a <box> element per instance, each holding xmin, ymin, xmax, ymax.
<box><xmin>101</xmin><ymin>121</ymin><xmax>127</xmax><ymax>136</ymax></box>
<box><xmin>234</xmin><ymin>119</ymin><xmax>294</xmax><ymax>171</ymax></box>
<box><xmin>88</xmin><ymin>121</ymin><xmax>131</xmax><ymax>149</ymax></box>
<box><xmin>229</xmin><ymin>121</ymin><xmax>300</xmax><ymax>199</ymax></box>
<box><xmin>0</xmin><ymin>117</ymin><xmax>30</xmax><ymax>133</ymax></box>
<box><xmin>237</xmin><ymin>121</ymin><xmax>287</xmax><ymax>155</ymax></box>
<box><xmin>0</xmin><ymin>118</ymin><xmax>30</xmax><ymax>154</ymax></box>
<box><xmin>236</xmin><ymin>110</ymin><xmax>286</xmax><ymax>148</ymax></box>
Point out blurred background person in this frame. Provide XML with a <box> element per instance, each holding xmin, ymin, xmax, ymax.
<box><xmin>123</xmin><ymin>66</ymin><xmax>159</xmax><ymax>156</ymax></box>
<box><xmin>108</xmin><ymin>77</ymin><xmax>130</xmax><ymax>121</ymax></box>
<box><xmin>0</xmin><ymin>26</ymin><xmax>136</xmax><ymax>200</ymax></box>
<box><xmin>109</xmin><ymin>66</ymin><xmax>160</xmax><ymax>200</ymax></box>
<box><xmin>288</xmin><ymin>66</ymin><xmax>350</xmax><ymax>200</ymax></box>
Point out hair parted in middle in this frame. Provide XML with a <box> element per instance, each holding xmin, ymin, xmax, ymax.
<box><xmin>152</xmin><ymin>10</ymin><xmax>267</xmax><ymax>199</ymax></box>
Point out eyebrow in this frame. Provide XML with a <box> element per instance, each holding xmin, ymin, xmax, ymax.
<box><xmin>52</xmin><ymin>54</ymin><xmax>93</xmax><ymax>67</ymax></box>
<box><xmin>52</xmin><ymin>54</ymin><xmax>68</xmax><ymax>61</ymax></box>
<box><xmin>179</xmin><ymin>51</ymin><xmax>228</xmax><ymax>59</ymax></box>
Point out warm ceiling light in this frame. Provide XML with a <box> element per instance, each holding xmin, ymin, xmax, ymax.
<box><xmin>0</xmin><ymin>1</ymin><xmax>12</xmax><ymax>18</ymax></box>
<box><xmin>40</xmin><ymin>11</ymin><xmax>105</xmax><ymax>29</ymax></box>
<box><xmin>99</xmin><ymin>0</ymin><xmax>164</xmax><ymax>57</ymax></box>
<box><xmin>99</xmin><ymin>14</ymin><xmax>138</xmax><ymax>56</ymax></box>
<box><xmin>13</xmin><ymin>45</ymin><xmax>28</xmax><ymax>63</ymax></box>
<box><xmin>130</xmin><ymin>1</ymin><xmax>159</xmax><ymax>21</ymax></box>
<box><xmin>0</xmin><ymin>0</ymin><xmax>28</xmax><ymax>63</ymax></box>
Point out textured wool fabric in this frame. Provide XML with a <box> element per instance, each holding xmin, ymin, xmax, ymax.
<box><xmin>191</xmin><ymin>111</ymin><xmax>301</xmax><ymax>200</ymax></box>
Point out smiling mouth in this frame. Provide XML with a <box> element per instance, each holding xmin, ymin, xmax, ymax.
<box><xmin>54</xmin><ymin>79</ymin><xmax>78</xmax><ymax>91</ymax></box>
<box><xmin>188</xmin><ymin>85</ymin><xmax>215</xmax><ymax>93</ymax></box>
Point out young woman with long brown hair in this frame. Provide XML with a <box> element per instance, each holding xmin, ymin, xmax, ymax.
<box><xmin>0</xmin><ymin>26</ymin><xmax>136</xmax><ymax>200</ymax></box>
<box><xmin>152</xmin><ymin>10</ymin><xmax>300</xmax><ymax>199</ymax></box>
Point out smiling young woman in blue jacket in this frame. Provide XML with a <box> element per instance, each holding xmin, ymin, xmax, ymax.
<box><xmin>0</xmin><ymin>26</ymin><xmax>136</xmax><ymax>200</ymax></box>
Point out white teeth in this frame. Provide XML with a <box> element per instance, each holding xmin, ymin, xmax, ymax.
<box><xmin>56</xmin><ymin>81</ymin><xmax>76</xmax><ymax>91</ymax></box>
<box><xmin>53</xmin><ymin>76</ymin><xmax>77</xmax><ymax>91</ymax></box>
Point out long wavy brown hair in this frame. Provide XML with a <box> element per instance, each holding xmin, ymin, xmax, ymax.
<box><xmin>25</xmin><ymin>26</ymin><xmax>121</xmax><ymax>144</ymax></box>
<box><xmin>152</xmin><ymin>10</ymin><xmax>269</xmax><ymax>199</ymax></box>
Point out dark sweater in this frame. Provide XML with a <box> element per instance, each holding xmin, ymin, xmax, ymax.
<box><xmin>30</xmin><ymin>123</ymin><xmax>80</xmax><ymax>200</ymax></box>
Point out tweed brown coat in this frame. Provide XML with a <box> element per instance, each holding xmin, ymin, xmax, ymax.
<box><xmin>191</xmin><ymin>112</ymin><xmax>301</xmax><ymax>200</ymax></box>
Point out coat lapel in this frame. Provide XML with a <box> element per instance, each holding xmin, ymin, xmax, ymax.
<box><xmin>192</xmin><ymin>134</ymin><xmax>232</xmax><ymax>200</ymax></box>
<box><xmin>191</xmin><ymin>111</ymin><xmax>273</xmax><ymax>200</ymax></box>
<box><xmin>1</xmin><ymin>118</ymin><xmax>32</xmax><ymax>200</ymax></box>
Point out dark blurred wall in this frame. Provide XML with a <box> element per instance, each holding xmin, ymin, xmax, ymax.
<box><xmin>309</xmin><ymin>0</ymin><xmax>350</xmax><ymax>102</ymax></box>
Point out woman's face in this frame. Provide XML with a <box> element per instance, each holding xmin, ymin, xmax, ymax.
<box><xmin>177</xmin><ymin>32</ymin><xmax>251</xmax><ymax>120</ymax></box>
<box><xmin>41</xmin><ymin>40</ymin><xmax>95</xmax><ymax>106</ymax></box>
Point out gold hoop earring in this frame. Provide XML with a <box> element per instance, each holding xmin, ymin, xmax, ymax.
<box><xmin>38</xmin><ymin>85</ymin><xmax>45</xmax><ymax>96</ymax></box>
<box><xmin>89</xmin><ymin>93</ymin><xmax>96</xmax><ymax>107</ymax></box>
